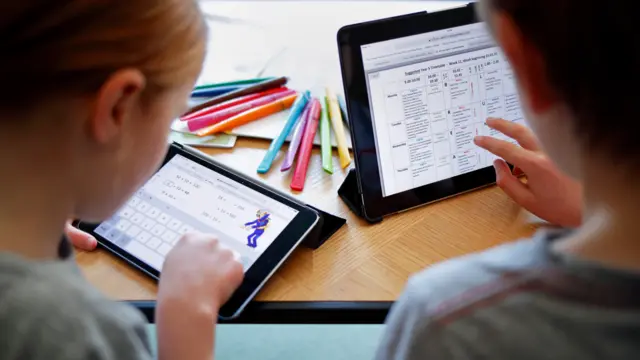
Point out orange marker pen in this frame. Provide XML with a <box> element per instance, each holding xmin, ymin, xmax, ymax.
<box><xmin>196</xmin><ymin>93</ymin><xmax>299</xmax><ymax>136</ymax></box>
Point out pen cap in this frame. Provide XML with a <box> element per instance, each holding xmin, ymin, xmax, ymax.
<box><xmin>325</xmin><ymin>87</ymin><xmax>336</xmax><ymax>100</ymax></box>
<box><xmin>310</xmin><ymin>98</ymin><xmax>321</xmax><ymax>119</ymax></box>
<box><xmin>292</xmin><ymin>91</ymin><xmax>311</xmax><ymax>111</ymax></box>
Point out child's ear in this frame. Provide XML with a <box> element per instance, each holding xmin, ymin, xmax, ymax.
<box><xmin>491</xmin><ymin>11</ymin><xmax>556</xmax><ymax>113</ymax></box>
<box><xmin>89</xmin><ymin>69</ymin><xmax>147</xmax><ymax>144</ymax></box>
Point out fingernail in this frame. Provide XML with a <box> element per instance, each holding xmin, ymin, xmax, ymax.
<box><xmin>88</xmin><ymin>236</ymin><xmax>97</xmax><ymax>247</ymax></box>
<box><xmin>474</xmin><ymin>136</ymin><xmax>485</xmax><ymax>144</ymax></box>
<box><xmin>485</xmin><ymin>118</ymin><xmax>499</xmax><ymax>126</ymax></box>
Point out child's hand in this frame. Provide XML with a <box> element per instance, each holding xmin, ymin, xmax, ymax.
<box><xmin>157</xmin><ymin>233</ymin><xmax>243</xmax><ymax>360</ymax></box>
<box><xmin>159</xmin><ymin>233</ymin><xmax>244</xmax><ymax>312</ymax></box>
<box><xmin>474</xmin><ymin>118</ymin><xmax>583</xmax><ymax>227</ymax></box>
<box><xmin>64</xmin><ymin>220</ymin><xmax>98</xmax><ymax>251</ymax></box>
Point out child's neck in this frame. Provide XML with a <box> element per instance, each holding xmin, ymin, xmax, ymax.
<box><xmin>0</xmin><ymin>142</ymin><xmax>72</xmax><ymax>260</ymax></box>
<box><xmin>554</xmin><ymin>160</ymin><xmax>640</xmax><ymax>272</ymax></box>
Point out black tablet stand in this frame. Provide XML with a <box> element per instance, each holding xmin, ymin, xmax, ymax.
<box><xmin>302</xmin><ymin>205</ymin><xmax>346</xmax><ymax>250</ymax></box>
<box><xmin>337</xmin><ymin>169</ymin><xmax>383</xmax><ymax>224</ymax></box>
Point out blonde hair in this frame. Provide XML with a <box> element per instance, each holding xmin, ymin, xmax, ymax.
<box><xmin>0</xmin><ymin>0</ymin><xmax>206</xmax><ymax>110</ymax></box>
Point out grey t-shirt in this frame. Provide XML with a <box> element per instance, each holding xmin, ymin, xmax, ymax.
<box><xmin>376</xmin><ymin>229</ymin><xmax>640</xmax><ymax>360</ymax></box>
<box><xmin>0</xmin><ymin>239</ymin><xmax>152</xmax><ymax>359</ymax></box>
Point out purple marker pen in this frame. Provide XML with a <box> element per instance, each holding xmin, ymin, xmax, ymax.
<box><xmin>280</xmin><ymin>103</ymin><xmax>312</xmax><ymax>171</ymax></box>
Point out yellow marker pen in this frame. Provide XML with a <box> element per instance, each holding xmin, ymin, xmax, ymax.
<box><xmin>325</xmin><ymin>88</ymin><xmax>352</xmax><ymax>169</ymax></box>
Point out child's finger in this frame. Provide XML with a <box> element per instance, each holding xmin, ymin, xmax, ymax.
<box><xmin>493</xmin><ymin>159</ymin><xmax>535</xmax><ymax>209</ymax></box>
<box><xmin>474</xmin><ymin>135</ymin><xmax>537</xmax><ymax>173</ymax></box>
<box><xmin>486</xmin><ymin>118</ymin><xmax>540</xmax><ymax>151</ymax></box>
<box><xmin>65</xmin><ymin>221</ymin><xmax>98</xmax><ymax>251</ymax></box>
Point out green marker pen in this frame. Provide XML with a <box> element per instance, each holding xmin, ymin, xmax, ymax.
<box><xmin>321</xmin><ymin>96</ymin><xmax>334</xmax><ymax>174</ymax></box>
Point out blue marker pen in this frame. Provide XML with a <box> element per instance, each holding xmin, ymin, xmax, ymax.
<box><xmin>257</xmin><ymin>90</ymin><xmax>311</xmax><ymax>174</ymax></box>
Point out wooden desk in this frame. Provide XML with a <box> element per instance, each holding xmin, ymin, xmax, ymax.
<box><xmin>77</xmin><ymin>138</ymin><xmax>535</xmax><ymax>301</ymax></box>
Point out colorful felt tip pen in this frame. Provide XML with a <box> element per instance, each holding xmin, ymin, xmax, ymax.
<box><xmin>191</xmin><ymin>85</ymin><xmax>246</xmax><ymax>98</ymax></box>
<box><xmin>183</xmin><ymin>89</ymin><xmax>297</xmax><ymax>132</ymax></box>
<box><xmin>184</xmin><ymin>76</ymin><xmax>289</xmax><ymax>116</ymax></box>
<box><xmin>291</xmin><ymin>98</ymin><xmax>321</xmax><ymax>191</ymax></box>
<box><xmin>194</xmin><ymin>77</ymin><xmax>276</xmax><ymax>91</ymax></box>
<box><xmin>280</xmin><ymin>102</ymin><xmax>311</xmax><ymax>172</ymax></box>
<box><xmin>320</xmin><ymin>97</ymin><xmax>333</xmax><ymax>174</ymax></box>
<box><xmin>257</xmin><ymin>90</ymin><xmax>311</xmax><ymax>174</ymax></box>
<box><xmin>196</xmin><ymin>93</ymin><xmax>298</xmax><ymax>136</ymax></box>
<box><xmin>326</xmin><ymin>88</ymin><xmax>352</xmax><ymax>169</ymax></box>
<box><xmin>181</xmin><ymin>87</ymin><xmax>289</xmax><ymax>121</ymax></box>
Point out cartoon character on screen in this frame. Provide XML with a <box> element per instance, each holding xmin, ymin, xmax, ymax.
<box><xmin>243</xmin><ymin>210</ymin><xmax>271</xmax><ymax>248</ymax></box>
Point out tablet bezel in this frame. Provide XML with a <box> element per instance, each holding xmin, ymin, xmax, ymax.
<box><xmin>338</xmin><ymin>3</ymin><xmax>501</xmax><ymax>221</ymax></box>
<box><xmin>78</xmin><ymin>143</ymin><xmax>319</xmax><ymax>319</ymax></box>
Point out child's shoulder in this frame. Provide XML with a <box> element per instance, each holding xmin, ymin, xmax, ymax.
<box><xmin>0</xmin><ymin>253</ymin><xmax>139</xmax><ymax>321</ymax></box>
<box><xmin>407</xmin><ymin>232</ymin><xmax>552</xmax><ymax>314</ymax></box>
<box><xmin>387</xmin><ymin>231</ymin><xmax>555</xmax><ymax>329</ymax></box>
<box><xmin>375</xmin><ymin>233</ymin><xmax>557</xmax><ymax>359</ymax></box>
<box><xmin>0</xmin><ymin>254</ymin><xmax>152</xmax><ymax>359</ymax></box>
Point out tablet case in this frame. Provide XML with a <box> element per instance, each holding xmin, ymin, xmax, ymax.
<box><xmin>302</xmin><ymin>205</ymin><xmax>347</xmax><ymax>249</ymax></box>
<box><xmin>338</xmin><ymin>169</ymin><xmax>383</xmax><ymax>224</ymax></box>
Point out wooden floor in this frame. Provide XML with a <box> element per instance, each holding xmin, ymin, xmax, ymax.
<box><xmin>77</xmin><ymin>138</ymin><xmax>535</xmax><ymax>302</ymax></box>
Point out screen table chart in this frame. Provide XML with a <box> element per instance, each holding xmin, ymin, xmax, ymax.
<box><xmin>363</xmin><ymin>23</ymin><xmax>525</xmax><ymax>197</ymax></box>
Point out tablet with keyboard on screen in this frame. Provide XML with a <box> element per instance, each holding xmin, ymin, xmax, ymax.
<box><xmin>77</xmin><ymin>143</ymin><xmax>319</xmax><ymax>319</ymax></box>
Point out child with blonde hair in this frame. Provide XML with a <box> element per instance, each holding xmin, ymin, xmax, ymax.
<box><xmin>0</xmin><ymin>1</ymin><xmax>243</xmax><ymax>359</ymax></box>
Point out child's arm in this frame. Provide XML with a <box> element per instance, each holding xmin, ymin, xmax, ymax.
<box><xmin>156</xmin><ymin>298</ymin><xmax>218</xmax><ymax>360</ymax></box>
<box><xmin>156</xmin><ymin>233</ymin><xmax>243</xmax><ymax>360</ymax></box>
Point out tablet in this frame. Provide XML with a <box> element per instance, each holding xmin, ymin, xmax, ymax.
<box><xmin>337</xmin><ymin>3</ymin><xmax>525</xmax><ymax>221</ymax></box>
<box><xmin>77</xmin><ymin>143</ymin><xmax>319</xmax><ymax>319</ymax></box>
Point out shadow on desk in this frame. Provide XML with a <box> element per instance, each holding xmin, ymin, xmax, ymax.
<box><xmin>130</xmin><ymin>301</ymin><xmax>392</xmax><ymax>360</ymax></box>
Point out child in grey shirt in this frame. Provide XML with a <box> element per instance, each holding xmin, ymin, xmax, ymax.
<box><xmin>0</xmin><ymin>1</ymin><xmax>243</xmax><ymax>359</ymax></box>
<box><xmin>0</xmin><ymin>240</ymin><xmax>151</xmax><ymax>359</ymax></box>
<box><xmin>377</xmin><ymin>0</ymin><xmax>640</xmax><ymax>358</ymax></box>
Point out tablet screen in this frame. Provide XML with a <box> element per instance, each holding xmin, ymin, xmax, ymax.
<box><xmin>362</xmin><ymin>22</ymin><xmax>523</xmax><ymax>197</ymax></box>
<box><xmin>94</xmin><ymin>154</ymin><xmax>299</xmax><ymax>271</ymax></box>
